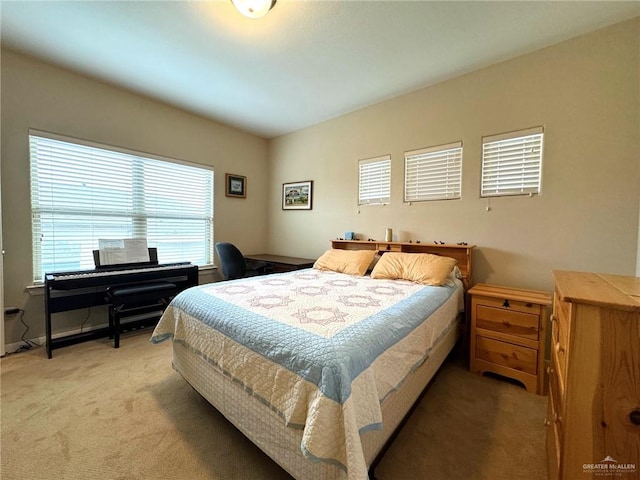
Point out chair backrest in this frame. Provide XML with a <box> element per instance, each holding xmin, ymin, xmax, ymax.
<box><xmin>215</xmin><ymin>242</ymin><xmax>247</xmax><ymax>280</ymax></box>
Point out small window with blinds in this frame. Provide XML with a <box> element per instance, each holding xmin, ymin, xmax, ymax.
<box><xmin>29</xmin><ymin>131</ymin><xmax>214</xmax><ymax>283</ymax></box>
<box><xmin>404</xmin><ymin>141</ymin><xmax>463</xmax><ymax>202</ymax></box>
<box><xmin>481</xmin><ymin>126</ymin><xmax>544</xmax><ymax>197</ymax></box>
<box><xmin>358</xmin><ymin>155</ymin><xmax>391</xmax><ymax>205</ymax></box>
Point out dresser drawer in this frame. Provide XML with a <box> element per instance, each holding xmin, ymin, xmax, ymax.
<box><xmin>474</xmin><ymin>336</ymin><xmax>538</xmax><ymax>375</ymax></box>
<box><xmin>548</xmin><ymin>362</ymin><xmax>563</xmax><ymax>426</ymax></box>
<box><xmin>548</xmin><ymin>373</ymin><xmax>563</xmax><ymax>472</ymax></box>
<box><xmin>550</xmin><ymin>344</ymin><xmax>565</xmax><ymax>403</ymax></box>
<box><xmin>554</xmin><ymin>292</ymin><xmax>571</xmax><ymax>347</ymax></box>
<box><xmin>546</xmin><ymin>384</ymin><xmax>562</xmax><ymax>480</ymax></box>
<box><xmin>551</xmin><ymin>292</ymin><xmax>571</xmax><ymax>382</ymax></box>
<box><xmin>475</xmin><ymin>304</ymin><xmax>539</xmax><ymax>340</ymax></box>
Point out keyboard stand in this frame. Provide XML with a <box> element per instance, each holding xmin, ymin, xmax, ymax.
<box><xmin>44</xmin><ymin>262</ymin><xmax>198</xmax><ymax>358</ymax></box>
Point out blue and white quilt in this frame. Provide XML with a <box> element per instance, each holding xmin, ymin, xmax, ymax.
<box><xmin>151</xmin><ymin>269</ymin><xmax>462</xmax><ymax>480</ymax></box>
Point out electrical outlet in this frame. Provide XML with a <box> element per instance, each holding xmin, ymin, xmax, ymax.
<box><xmin>4</xmin><ymin>307</ymin><xmax>20</xmax><ymax>315</ymax></box>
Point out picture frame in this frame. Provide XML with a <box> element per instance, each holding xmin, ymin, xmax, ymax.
<box><xmin>225</xmin><ymin>173</ymin><xmax>246</xmax><ymax>198</ymax></box>
<box><xmin>282</xmin><ymin>180</ymin><xmax>313</xmax><ymax>210</ymax></box>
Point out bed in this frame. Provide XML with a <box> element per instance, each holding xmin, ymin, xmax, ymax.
<box><xmin>151</xmin><ymin>243</ymin><xmax>474</xmax><ymax>480</ymax></box>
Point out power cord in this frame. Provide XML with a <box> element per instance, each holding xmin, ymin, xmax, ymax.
<box><xmin>80</xmin><ymin>308</ymin><xmax>91</xmax><ymax>333</ymax></box>
<box><xmin>7</xmin><ymin>307</ymin><xmax>92</xmax><ymax>355</ymax></box>
<box><xmin>9</xmin><ymin>309</ymin><xmax>42</xmax><ymax>354</ymax></box>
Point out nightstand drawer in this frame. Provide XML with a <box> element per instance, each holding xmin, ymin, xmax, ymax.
<box><xmin>476</xmin><ymin>305</ymin><xmax>539</xmax><ymax>340</ymax></box>
<box><xmin>475</xmin><ymin>336</ymin><xmax>538</xmax><ymax>375</ymax></box>
<box><xmin>474</xmin><ymin>295</ymin><xmax>543</xmax><ymax>315</ymax></box>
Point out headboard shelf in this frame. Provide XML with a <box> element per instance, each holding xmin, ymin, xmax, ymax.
<box><xmin>331</xmin><ymin>239</ymin><xmax>475</xmax><ymax>289</ymax></box>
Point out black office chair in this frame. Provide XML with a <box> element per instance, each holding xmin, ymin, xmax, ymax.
<box><xmin>215</xmin><ymin>242</ymin><xmax>270</xmax><ymax>280</ymax></box>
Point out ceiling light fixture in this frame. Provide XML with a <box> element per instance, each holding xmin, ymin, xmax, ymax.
<box><xmin>231</xmin><ymin>0</ymin><xmax>277</xmax><ymax>19</ymax></box>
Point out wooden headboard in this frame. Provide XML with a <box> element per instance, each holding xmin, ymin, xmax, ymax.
<box><xmin>331</xmin><ymin>239</ymin><xmax>475</xmax><ymax>290</ymax></box>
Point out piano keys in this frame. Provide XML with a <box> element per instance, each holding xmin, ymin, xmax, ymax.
<box><xmin>44</xmin><ymin>262</ymin><xmax>198</xmax><ymax>358</ymax></box>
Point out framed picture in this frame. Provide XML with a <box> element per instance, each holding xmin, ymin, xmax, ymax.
<box><xmin>225</xmin><ymin>173</ymin><xmax>246</xmax><ymax>198</ymax></box>
<box><xmin>282</xmin><ymin>180</ymin><xmax>313</xmax><ymax>210</ymax></box>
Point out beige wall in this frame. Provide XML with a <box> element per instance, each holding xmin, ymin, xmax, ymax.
<box><xmin>268</xmin><ymin>18</ymin><xmax>640</xmax><ymax>293</ymax></box>
<box><xmin>2</xmin><ymin>18</ymin><xmax>639</xmax><ymax>347</ymax></box>
<box><xmin>1</xmin><ymin>50</ymin><xmax>269</xmax><ymax>345</ymax></box>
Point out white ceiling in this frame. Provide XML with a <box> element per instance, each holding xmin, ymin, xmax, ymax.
<box><xmin>1</xmin><ymin>1</ymin><xmax>638</xmax><ymax>138</ymax></box>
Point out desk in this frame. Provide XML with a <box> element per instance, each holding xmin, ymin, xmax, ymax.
<box><xmin>244</xmin><ymin>254</ymin><xmax>315</xmax><ymax>273</ymax></box>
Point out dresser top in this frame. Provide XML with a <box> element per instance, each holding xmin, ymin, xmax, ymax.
<box><xmin>553</xmin><ymin>270</ymin><xmax>640</xmax><ymax>312</ymax></box>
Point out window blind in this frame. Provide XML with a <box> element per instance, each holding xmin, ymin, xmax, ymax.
<box><xmin>29</xmin><ymin>131</ymin><xmax>214</xmax><ymax>282</ymax></box>
<box><xmin>481</xmin><ymin>126</ymin><xmax>544</xmax><ymax>197</ymax></box>
<box><xmin>404</xmin><ymin>141</ymin><xmax>462</xmax><ymax>202</ymax></box>
<box><xmin>358</xmin><ymin>155</ymin><xmax>391</xmax><ymax>205</ymax></box>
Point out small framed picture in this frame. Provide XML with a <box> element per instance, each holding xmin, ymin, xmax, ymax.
<box><xmin>282</xmin><ymin>180</ymin><xmax>313</xmax><ymax>210</ymax></box>
<box><xmin>225</xmin><ymin>173</ymin><xmax>246</xmax><ymax>198</ymax></box>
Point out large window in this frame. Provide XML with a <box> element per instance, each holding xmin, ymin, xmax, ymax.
<box><xmin>481</xmin><ymin>126</ymin><xmax>544</xmax><ymax>197</ymax></box>
<box><xmin>29</xmin><ymin>131</ymin><xmax>214</xmax><ymax>282</ymax></box>
<box><xmin>404</xmin><ymin>141</ymin><xmax>463</xmax><ymax>202</ymax></box>
<box><xmin>358</xmin><ymin>155</ymin><xmax>391</xmax><ymax>205</ymax></box>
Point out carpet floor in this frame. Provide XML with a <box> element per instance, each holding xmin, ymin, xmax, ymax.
<box><xmin>1</xmin><ymin>329</ymin><xmax>548</xmax><ymax>480</ymax></box>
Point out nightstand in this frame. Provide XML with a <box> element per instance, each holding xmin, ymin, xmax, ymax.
<box><xmin>468</xmin><ymin>283</ymin><xmax>551</xmax><ymax>394</ymax></box>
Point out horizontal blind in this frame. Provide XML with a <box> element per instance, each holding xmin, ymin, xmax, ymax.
<box><xmin>481</xmin><ymin>127</ymin><xmax>544</xmax><ymax>197</ymax></box>
<box><xmin>404</xmin><ymin>141</ymin><xmax>462</xmax><ymax>202</ymax></box>
<box><xmin>358</xmin><ymin>155</ymin><xmax>391</xmax><ymax>205</ymax></box>
<box><xmin>30</xmin><ymin>132</ymin><xmax>214</xmax><ymax>282</ymax></box>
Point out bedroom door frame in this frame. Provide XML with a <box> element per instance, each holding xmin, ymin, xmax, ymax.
<box><xmin>0</xmin><ymin>158</ymin><xmax>5</xmax><ymax>357</ymax></box>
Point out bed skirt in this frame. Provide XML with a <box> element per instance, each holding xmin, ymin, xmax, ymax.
<box><xmin>170</xmin><ymin>316</ymin><xmax>461</xmax><ymax>480</ymax></box>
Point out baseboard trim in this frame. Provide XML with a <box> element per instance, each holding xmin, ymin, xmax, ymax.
<box><xmin>4</xmin><ymin>310</ymin><xmax>161</xmax><ymax>356</ymax></box>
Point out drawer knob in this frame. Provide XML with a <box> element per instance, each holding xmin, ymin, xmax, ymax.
<box><xmin>630</xmin><ymin>409</ymin><xmax>640</xmax><ymax>426</ymax></box>
<box><xmin>502</xmin><ymin>299</ymin><xmax>510</xmax><ymax>308</ymax></box>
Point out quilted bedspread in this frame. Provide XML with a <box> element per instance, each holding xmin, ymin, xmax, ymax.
<box><xmin>151</xmin><ymin>269</ymin><xmax>461</xmax><ymax>480</ymax></box>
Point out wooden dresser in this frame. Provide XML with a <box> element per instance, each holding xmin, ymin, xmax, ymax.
<box><xmin>547</xmin><ymin>271</ymin><xmax>640</xmax><ymax>480</ymax></box>
<box><xmin>468</xmin><ymin>283</ymin><xmax>551</xmax><ymax>394</ymax></box>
